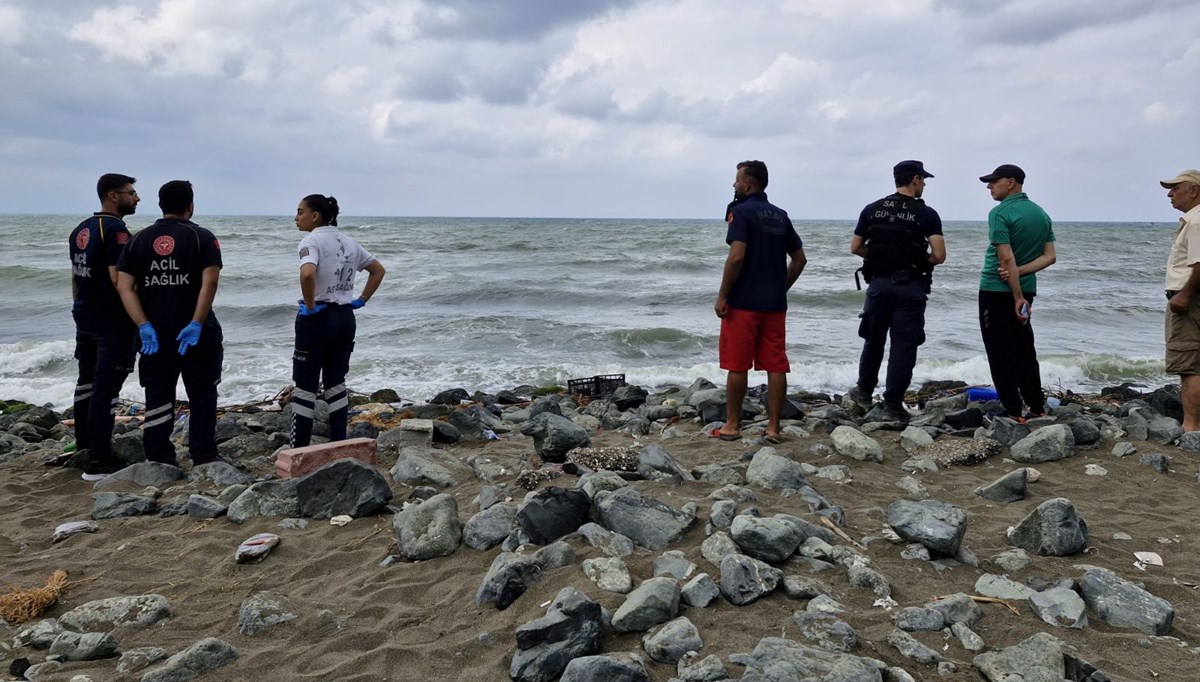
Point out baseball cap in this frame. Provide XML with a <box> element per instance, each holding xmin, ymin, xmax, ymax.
<box><xmin>979</xmin><ymin>164</ymin><xmax>1026</xmax><ymax>184</ymax></box>
<box><xmin>893</xmin><ymin>160</ymin><xmax>933</xmax><ymax>179</ymax></box>
<box><xmin>1160</xmin><ymin>170</ymin><xmax>1200</xmax><ymax>188</ymax></box>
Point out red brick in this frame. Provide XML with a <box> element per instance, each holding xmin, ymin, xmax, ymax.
<box><xmin>275</xmin><ymin>438</ymin><xmax>378</xmax><ymax>479</ymax></box>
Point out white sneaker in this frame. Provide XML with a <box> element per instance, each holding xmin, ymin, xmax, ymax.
<box><xmin>81</xmin><ymin>472</ymin><xmax>111</xmax><ymax>482</ymax></box>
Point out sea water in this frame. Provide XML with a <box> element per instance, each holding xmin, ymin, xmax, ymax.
<box><xmin>0</xmin><ymin>214</ymin><xmax>1173</xmax><ymax>408</ymax></box>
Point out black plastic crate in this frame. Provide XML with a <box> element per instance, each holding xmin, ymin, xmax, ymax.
<box><xmin>567</xmin><ymin>373</ymin><xmax>626</xmax><ymax>398</ymax></box>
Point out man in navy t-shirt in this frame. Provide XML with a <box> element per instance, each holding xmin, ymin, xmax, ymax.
<box><xmin>117</xmin><ymin>180</ymin><xmax>224</xmax><ymax>467</ymax></box>
<box><xmin>713</xmin><ymin>160</ymin><xmax>807</xmax><ymax>443</ymax></box>
<box><xmin>70</xmin><ymin>173</ymin><xmax>140</xmax><ymax>480</ymax></box>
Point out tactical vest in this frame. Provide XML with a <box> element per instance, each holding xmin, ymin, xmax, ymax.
<box><xmin>864</xmin><ymin>195</ymin><xmax>930</xmax><ymax>278</ymax></box>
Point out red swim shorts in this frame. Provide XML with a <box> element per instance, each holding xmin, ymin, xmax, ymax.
<box><xmin>719</xmin><ymin>308</ymin><xmax>790</xmax><ymax>373</ymax></box>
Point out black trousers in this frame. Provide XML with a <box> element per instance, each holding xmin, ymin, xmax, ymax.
<box><xmin>856</xmin><ymin>277</ymin><xmax>928</xmax><ymax>405</ymax></box>
<box><xmin>291</xmin><ymin>305</ymin><xmax>356</xmax><ymax>448</ymax></box>
<box><xmin>138</xmin><ymin>334</ymin><xmax>223</xmax><ymax>464</ymax></box>
<box><xmin>73</xmin><ymin>314</ymin><xmax>136</xmax><ymax>463</ymax></box>
<box><xmin>979</xmin><ymin>290</ymin><xmax>1045</xmax><ymax>417</ymax></box>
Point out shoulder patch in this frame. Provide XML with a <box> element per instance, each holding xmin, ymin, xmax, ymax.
<box><xmin>213</xmin><ymin>238</ymin><xmax>220</xmax><ymax>251</ymax></box>
<box><xmin>116</xmin><ymin>231</ymin><xmax>129</xmax><ymax>245</ymax></box>
<box><xmin>299</xmin><ymin>246</ymin><xmax>310</xmax><ymax>258</ymax></box>
<box><xmin>75</xmin><ymin>229</ymin><xmax>90</xmax><ymax>250</ymax></box>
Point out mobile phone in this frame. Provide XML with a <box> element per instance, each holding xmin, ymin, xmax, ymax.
<box><xmin>1019</xmin><ymin>302</ymin><xmax>1030</xmax><ymax>318</ymax></box>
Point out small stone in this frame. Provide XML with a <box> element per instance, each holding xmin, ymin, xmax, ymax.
<box><xmin>140</xmin><ymin>637</ymin><xmax>238</xmax><ymax>682</ymax></box>
<box><xmin>975</xmin><ymin>574</ymin><xmax>1034</xmax><ymax>600</ymax></box>
<box><xmin>51</xmin><ymin>521</ymin><xmax>98</xmax><ymax>543</ymax></box>
<box><xmin>886</xmin><ymin>628</ymin><xmax>941</xmax><ymax>664</ymax></box>
<box><xmin>1085</xmin><ymin>463</ymin><xmax>1108</xmax><ymax>476</ymax></box>
<box><xmin>1030</xmin><ymin>586</ymin><xmax>1088</xmax><ymax>629</ymax></box>
<box><xmin>611</xmin><ymin>577</ymin><xmax>680</xmax><ymax>632</ymax></box>
<box><xmin>582</xmin><ymin>557</ymin><xmax>633</xmax><ymax>594</ymax></box>
<box><xmin>991</xmin><ymin>548</ymin><xmax>1032</xmax><ymax>573</ymax></box>
<box><xmin>681</xmin><ymin>573</ymin><xmax>720</xmax><ymax>608</ymax></box>
<box><xmin>1007</xmin><ymin>497</ymin><xmax>1088</xmax><ymax>556</ymax></box>
<box><xmin>893</xmin><ymin>607</ymin><xmax>944</xmax><ymax>632</ymax></box>
<box><xmin>950</xmin><ymin>622</ymin><xmax>985</xmax><ymax>652</ymax></box>
<box><xmin>1111</xmin><ymin>441</ymin><xmax>1137</xmax><ymax>458</ymax></box>
<box><xmin>642</xmin><ymin>616</ymin><xmax>703</xmax><ymax>664</ymax></box>
<box><xmin>235</xmin><ymin>533</ymin><xmax>280</xmax><ymax>564</ymax></box>
<box><xmin>1139</xmin><ymin>452</ymin><xmax>1170</xmax><ymax>474</ymax></box>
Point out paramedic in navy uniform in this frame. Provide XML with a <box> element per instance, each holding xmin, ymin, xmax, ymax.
<box><xmin>290</xmin><ymin>194</ymin><xmax>386</xmax><ymax>447</ymax></box>
<box><xmin>70</xmin><ymin>173</ymin><xmax>140</xmax><ymax>481</ymax></box>
<box><xmin>116</xmin><ymin>180</ymin><xmax>224</xmax><ymax>466</ymax></box>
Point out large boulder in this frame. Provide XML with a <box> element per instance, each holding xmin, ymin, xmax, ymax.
<box><xmin>520</xmin><ymin>413</ymin><xmax>590</xmax><ymax>462</ymax></box>
<box><xmin>297</xmin><ymin>458</ymin><xmax>393</xmax><ymax>519</ymax></box>
<box><xmin>887</xmin><ymin>499</ymin><xmax>967</xmax><ymax>556</ymax></box>
<box><xmin>1007</xmin><ymin>497</ymin><xmax>1088</xmax><ymax>556</ymax></box>
<box><xmin>745</xmin><ymin>447</ymin><xmax>807</xmax><ymax>489</ymax></box>
<box><xmin>392</xmin><ymin>493</ymin><xmax>462</xmax><ymax>561</ymax></box>
<box><xmin>595</xmin><ymin>487</ymin><xmax>694</xmax><ymax>551</ymax></box>
<box><xmin>510</xmin><ymin>587</ymin><xmax>605</xmax><ymax>682</ymax></box>
<box><xmin>729</xmin><ymin>515</ymin><xmax>802</xmax><ymax>563</ymax></box>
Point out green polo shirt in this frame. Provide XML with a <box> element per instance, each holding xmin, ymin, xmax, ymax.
<box><xmin>979</xmin><ymin>192</ymin><xmax>1055</xmax><ymax>293</ymax></box>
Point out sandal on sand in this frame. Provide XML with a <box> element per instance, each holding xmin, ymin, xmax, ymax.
<box><xmin>708</xmin><ymin>429</ymin><xmax>741</xmax><ymax>441</ymax></box>
<box><xmin>763</xmin><ymin>434</ymin><xmax>782</xmax><ymax>444</ymax></box>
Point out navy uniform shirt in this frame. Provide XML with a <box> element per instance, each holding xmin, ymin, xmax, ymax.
<box><xmin>118</xmin><ymin>218</ymin><xmax>223</xmax><ymax>340</ymax></box>
<box><xmin>69</xmin><ymin>212</ymin><xmax>131</xmax><ymax>321</ymax></box>
<box><xmin>724</xmin><ymin>193</ymin><xmax>803</xmax><ymax>312</ymax></box>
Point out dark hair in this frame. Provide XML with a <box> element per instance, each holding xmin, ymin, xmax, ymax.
<box><xmin>97</xmin><ymin>173</ymin><xmax>136</xmax><ymax>200</ymax></box>
<box><xmin>302</xmin><ymin>194</ymin><xmax>339</xmax><ymax>227</ymax></box>
<box><xmin>158</xmin><ymin>180</ymin><xmax>194</xmax><ymax>215</ymax></box>
<box><xmin>737</xmin><ymin>160</ymin><xmax>768</xmax><ymax>191</ymax></box>
<box><xmin>894</xmin><ymin>173</ymin><xmax>918</xmax><ymax>187</ymax></box>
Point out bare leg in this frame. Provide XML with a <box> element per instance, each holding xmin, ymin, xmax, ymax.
<box><xmin>722</xmin><ymin>370</ymin><xmax>748</xmax><ymax>435</ymax></box>
<box><xmin>766</xmin><ymin>371</ymin><xmax>786</xmax><ymax>438</ymax></box>
<box><xmin>1182</xmin><ymin>375</ymin><xmax>1200</xmax><ymax>432</ymax></box>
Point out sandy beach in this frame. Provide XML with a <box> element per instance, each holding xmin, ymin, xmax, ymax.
<box><xmin>1</xmin><ymin>388</ymin><xmax>1198</xmax><ymax>681</ymax></box>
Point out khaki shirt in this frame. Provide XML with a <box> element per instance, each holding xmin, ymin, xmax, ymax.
<box><xmin>1165</xmin><ymin>205</ymin><xmax>1200</xmax><ymax>290</ymax></box>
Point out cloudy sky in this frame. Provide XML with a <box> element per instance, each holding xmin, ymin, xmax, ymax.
<box><xmin>1</xmin><ymin>0</ymin><xmax>1195</xmax><ymax>220</ymax></box>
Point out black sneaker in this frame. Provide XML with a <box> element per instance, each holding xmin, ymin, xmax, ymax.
<box><xmin>880</xmin><ymin>402</ymin><xmax>911</xmax><ymax>423</ymax></box>
<box><xmin>82</xmin><ymin>456</ymin><xmax>124</xmax><ymax>482</ymax></box>
<box><xmin>847</xmin><ymin>386</ymin><xmax>873</xmax><ymax>411</ymax></box>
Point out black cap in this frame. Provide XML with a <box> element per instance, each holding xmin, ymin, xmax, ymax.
<box><xmin>893</xmin><ymin>160</ymin><xmax>933</xmax><ymax>179</ymax></box>
<box><xmin>979</xmin><ymin>164</ymin><xmax>1025</xmax><ymax>184</ymax></box>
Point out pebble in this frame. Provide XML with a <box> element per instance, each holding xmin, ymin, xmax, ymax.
<box><xmin>1085</xmin><ymin>463</ymin><xmax>1108</xmax><ymax>476</ymax></box>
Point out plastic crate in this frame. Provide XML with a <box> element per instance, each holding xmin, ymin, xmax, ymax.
<box><xmin>567</xmin><ymin>373</ymin><xmax>626</xmax><ymax>398</ymax></box>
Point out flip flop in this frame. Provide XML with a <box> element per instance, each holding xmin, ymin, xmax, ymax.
<box><xmin>763</xmin><ymin>434</ymin><xmax>782</xmax><ymax>444</ymax></box>
<box><xmin>708</xmin><ymin>429</ymin><xmax>741</xmax><ymax>441</ymax></box>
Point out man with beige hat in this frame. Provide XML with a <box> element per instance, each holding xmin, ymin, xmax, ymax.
<box><xmin>1162</xmin><ymin>169</ymin><xmax>1200</xmax><ymax>431</ymax></box>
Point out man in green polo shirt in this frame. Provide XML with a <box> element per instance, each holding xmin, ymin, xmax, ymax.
<box><xmin>978</xmin><ymin>164</ymin><xmax>1057</xmax><ymax>420</ymax></box>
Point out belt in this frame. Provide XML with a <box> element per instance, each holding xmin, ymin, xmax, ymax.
<box><xmin>1167</xmin><ymin>290</ymin><xmax>1180</xmax><ymax>299</ymax></box>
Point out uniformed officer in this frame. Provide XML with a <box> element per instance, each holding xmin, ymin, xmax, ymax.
<box><xmin>70</xmin><ymin>173</ymin><xmax>140</xmax><ymax>481</ymax></box>
<box><xmin>116</xmin><ymin>180</ymin><xmax>224</xmax><ymax>466</ymax></box>
<box><xmin>290</xmin><ymin>194</ymin><xmax>386</xmax><ymax>447</ymax></box>
<box><xmin>848</xmin><ymin>160</ymin><xmax>946</xmax><ymax>422</ymax></box>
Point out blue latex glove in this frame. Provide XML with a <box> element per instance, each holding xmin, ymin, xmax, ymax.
<box><xmin>351</xmin><ymin>297</ymin><xmax>366</xmax><ymax>309</ymax></box>
<box><xmin>297</xmin><ymin>301</ymin><xmax>326</xmax><ymax>317</ymax></box>
<box><xmin>176</xmin><ymin>321</ymin><xmax>202</xmax><ymax>356</ymax></box>
<box><xmin>138</xmin><ymin>323</ymin><xmax>159</xmax><ymax>355</ymax></box>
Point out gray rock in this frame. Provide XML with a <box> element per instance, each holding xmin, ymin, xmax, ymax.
<box><xmin>830</xmin><ymin>425</ymin><xmax>884</xmax><ymax>462</ymax></box>
<box><xmin>701</xmin><ymin>531</ymin><xmax>741</xmax><ymax>568</ymax></box>
<box><xmin>992</xmin><ymin>547</ymin><xmax>1031</xmax><ymax>573</ymax></box>
<box><xmin>532</xmin><ymin>539</ymin><xmax>574</xmax><ymax>570</ymax></box>
<box><xmin>468</xmin><ymin>454</ymin><xmax>507</xmax><ymax>482</ymax></box>
<box><xmin>944</xmin><ymin>404</ymin><xmax>984</xmax><ymax>429</ymax></box>
<box><xmin>1079</xmin><ymin>567</ymin><xmax>1174</xmax><ymax>635</ymax></box>
<box><xmin>728</xmin><ymin>637</ymin><xmax>883</xmax><ymax>680</ymax></box>
<box><xmin>900</xmin><ymin>426</ymin><xmax>934</xmax><ymax>451</ymax></box>
<box><xmin>392</xmin><ymin>493</ymin><xmax>462</xmax><ymax>561</ymax></box>
<box><xmin>1010</xmin><ymin>424</ymin><xmax>1075</xmax><ymax>463</ymax></box>
<box><xmin>511</xmin><ymin>588</ymin><xmax>604</xmax><ymax>682</ymax></box>
<box><xmin>22</xmin><ymin>661</ymin><xmax>62</xmax><ymax>680</ymax></box>
<box><xmin>475</xmin><ymin>552</ymin><xmax>544</xmax><ymax>610</ymax></box>
<box><xmin>595</xmin><ymin>487</ymin><xmax>694</xmax><ymax>551</ymax></box>
<box><xmin>806</xmin><ymin>594</ymin><xmax>846</xmax><ymax>614</ymax></box>
<box><xmin>237</xmin><ymin>592</ymin><xmax>297</xmax><ymax>635</ymax></box>
<box><xmin>59</xmin><ymin>594</ymin><xmax>172</xmax><ymax>632</ymax></box>
<box><xmin>643</xmin><ymin>616</ymin><xmax>703</xmax><ymax>664</ymax></box>
<box><xmin>576</xmin><ymin>470</ymin><xmax>628</xmax><ymax>500</ymax></box>
<box><xmin>464</xmin><ymin>503</ymin><xmax>518</xmax><ymax>550</ymax></box>
<box><xmin>886</xmin><ymin>499</ymin><xmax>967</xmax><ymax>556</ymax></box>
<box><xmin>676</xmin><ymin>652</ymin><xmax>729</xmax><ymax>682</ymax></box>
<box><xmin>560</xmin><ymin>656</ymin><xmax>650</xmax><ymax>682</ymax></box>
<box><xmin>709</xmin><ymin>500</ymin><xmax>736</xmax><ymax>530</ymax></box>
<box><xmin>781</xmin><ymin>575</ymin><xmax>827</xmax><ymax>600</ymax></box>
<box><xmin>1030</xmin><ymin>586</ymin><xmax>1087</xmax><ymax>628</ymax></box>
<box><xmin>574</xmin><ymin>522</ymin><xmax>635</xmax><ymax>557</ymax></box>
<box><xmin>972</xmin><ymin>631</ymin><xmax>1064</xmax><ymax>682</ymax></box>
<box><xmin>793</xmin><ymin>611</ymin><xmax>857</xmax><ymax>652</ymax></box>
<box><xmin>950</xmin><ymin>621</ymin><xmax>985</xmax><ymax>652</ymax></box>
<box><xmin>1140</xmin><ymin>452</ymin><xmax>1170</xmax><ymax>474</ymax></box>
<box><xmin>296</xmin><ymin>458</ymin><xmax>392</xmax><ymax>519</ymax></box>
<box><xmin>974</xmin><ymin>574</ymin><xmax>1034</xmax><ymax>601</ymax></box>
<box><xmin>887</xmin><ymin>628</ymin><xmax>941</xmax><ymax>664</ymax></box>
<box><xmin>48</xmin><ymin>631</ymin><xmax>118</xmax><ymax>661</ymax></box>
<box><xmin>1068</xmin><ymin>418</ymin><xmax>1103</xmax><ymax>446</ymax></box>
<box><xmin>730</xmin><ymin>515</ymin><xmax>802</xmax><ymax>563</ymax></box>
<box><xmin>814</xmin><ymin>464</ymin><xmax>851</xmax><ymax>481</ymax></box>
<box><xmin>846</xmin><ymin>564</ymin><xmax>891</xmax><ymax>598</ymax></box>
<box><xmin>520</xmin><ymin>412</ymin><xmax>590</xmax><ymax>463</ymax></box>
<box><xmin>517</xmin><ymin>486</ymin><xmax>592</xmax><ymax>545</ymax></box>
<box><xmin>14</xmin><ymin>618</ymin><xmax>64</xmax><ymax>648</ymax></box>
<box><xmin>637</xmin><ymin>443</ymin><xmax>695</xmax><ymax>481</ymax></box>
<box><xmin>141</xmin><ymin>637</ymin><xmax>238</xmax><ymax>682</ymax></box>
<box><xmin>1146</xmin><ymin>414</ymin><xmax>1183</xmax><ymax>444</ymax></box>
<box><xmin>894</xmin><ymin>476</ymin><xmax>928</xmax><ymax>500</ymax></box>
<box><xmin>91</xmin><ymin>492</ymin><xmax>157</xmax><ymax>519</ymax></box>
<box><xmin>927</xmin><ymin>592</ymin><xmax>982</xmax><ymax>628</ymax></box>
<box><xmin>654</xmin><ymin>550</ymin><xmax>697</xmax><ymax>580</ymax></box>
<box><xmin>389</xmin><ymin>446</ymin><xmax>461</xmax><ymax>487</ymax></box>
<box><xmin>582</xmin><ymin>557</ymin><xmax>632</xmax><ymax>593</ymax></box>
<box><xmin>188</xmin><ymin>461</ymin><xmax>253</xmax><ymax>487</ymax></box>
<box><xmin>745</xmin><ymin>447</ymin><xmax>807</xmax><ymax>489</ymax></box>
<box><xmin>681</xmin><ymin>573</ymin><xmax>720</xmax><ymax>608</ymax></box>
<box><xmin>973</xmin><ymin>469</ymin><xmax>1028</xmax><ymax>504</ymax></box>
<box><xmin>186</xmin><ymin>494</ymin><xmax>227</xmax><ymax>519</ymax></box>
<box><xmin>52</xmin><ymin>520</ymin><xmax>98</xmax><ymax>543</ymax></box>
<box><xmin>987</xmin><ymin>417</ymin><xmax>1031</xmax><ymax>447</ymax></box>
<box><xmin>1178</xmin><ymin>430</ymin><xmax>1200</xmax><ymax>453</ymax></box>
<box><xmin>1111</xmin><ymin>441</ymin><xmax>1137</xmax><ymax>458</ymax></box>
<box><xmin>117</xmin><ymin>647</ymin><xmax>168</xmax><ymax>674</ymax></box>
<box><xmin>94</xmin><ymin>461</ymin><xmax>183</xmax><ymax>490</ymax></box>
<box><xmin>1007</xmin><ymin>497</ymin><xmax>1089</xmax><ymax>556</ymax></box>
<box><xmin>893</xmin><ymin>607</ymin><xmax>944</xmax><ymax>632</ymax></box>
<box><xmin>719</xmin><ymin>553</ymin><xmax>782</xmax><ymax>605</ymax></box>
<box><xmin>900</xmin><ymin>543</ymin><xmax>930</xmax><ymax>561</ymax></box>
<box><xmin>227</xmin><ymin>479</ymin><xmax>300</xmax><ymax>523</ymax></box>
